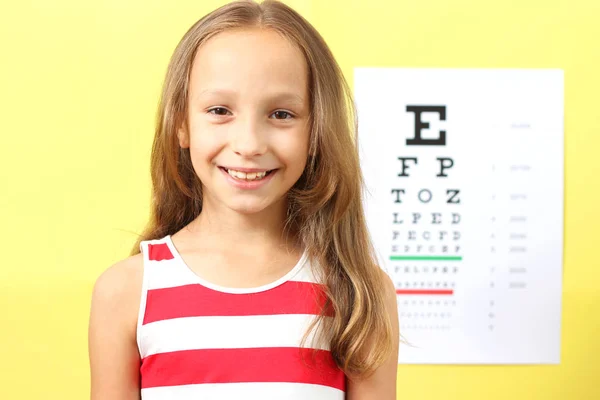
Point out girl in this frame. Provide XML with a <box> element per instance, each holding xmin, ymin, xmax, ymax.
<box><xmin>88</xmin><ymin>1</ymin><xmax>399</xmax><ymax>399</ymax></box>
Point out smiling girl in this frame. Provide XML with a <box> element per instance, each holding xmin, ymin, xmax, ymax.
<box><xmin>88</xmin><ymin>1</ymin><xmax>399</xmax><ymax>399</ymax></box>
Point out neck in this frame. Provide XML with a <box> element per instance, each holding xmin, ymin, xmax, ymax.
<box><xmin>186</xmin><ymin>194</ymin><xmax>298</xmax><ymax>253</ymax></box>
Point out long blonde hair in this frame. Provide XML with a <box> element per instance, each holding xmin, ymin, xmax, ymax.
<box><xmin>130</xmin><ymin>0</ymin><xmax>393</xmax><ymax>378</ymax></box>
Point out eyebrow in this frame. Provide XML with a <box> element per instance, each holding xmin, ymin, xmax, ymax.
<box><xmin>195</xmin><ymin>88</ymin><xmax>306</xmax><ymax>106</ymax></box>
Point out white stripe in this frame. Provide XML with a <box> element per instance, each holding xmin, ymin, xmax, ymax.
<box><xmin>140</xmin><ymin>314</ymin><xmax>329</xmax><ymax>357</ymax></box>
<box><xmin>142</xmin><ymin>237</ymin><xmax>322</xmax><ymax>290</ymax></box>
<box><xmin>144</xmin><ymin>259</ymin><xmax>320</xmax><ymax>290</ymax></box>
<box><xmin>141</xmin><ymin>382</ymin><xmax>345</xmax><ymax>400</ymax></box>
<box><xmin>136</xmin><ymin>242</ymin><xmax>151</xmax><ymax>354</ymax></box>
<box><xmin>145</xmin><ymin>258</ymin><xmax>196</xmax><ymax>290</ymax></box>
<box><xmin>290</xmin><ymin>258</ymin><xmax>321</xmax><ymax>283</ymax></box>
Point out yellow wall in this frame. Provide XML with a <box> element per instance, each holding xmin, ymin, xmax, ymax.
<box><xmin>1</xmin><ymin>0</ymin><xmax>598</xmax><ymax>398</ymax></box>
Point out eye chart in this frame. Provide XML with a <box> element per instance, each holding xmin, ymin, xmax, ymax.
<box><xmin>355</xmin><ymin>68</ymin><xmax>563</xmax><ymax>364</ymax></box>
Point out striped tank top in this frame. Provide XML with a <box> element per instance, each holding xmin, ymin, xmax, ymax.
<box><xmin>137</xmin><ymin>235</ymin><xmax>346</xmax><ymax>399</ymax></box>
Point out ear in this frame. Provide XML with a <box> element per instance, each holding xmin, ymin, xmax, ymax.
<box><xmin>177</xmin><ymin>124</ymin><xmax>190</xmax><ymax>149</ymax></box>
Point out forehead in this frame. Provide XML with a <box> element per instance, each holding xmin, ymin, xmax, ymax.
<box><xmin>189</xmin><ymin>28</ymin><xmax>309</xmax><ymax>101</ymax></box>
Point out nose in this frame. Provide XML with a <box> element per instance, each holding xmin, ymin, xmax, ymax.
<box><xmin>230</xmin><ymin>114</ymin><xmax>268</xmax><ymax>157</ymax></box>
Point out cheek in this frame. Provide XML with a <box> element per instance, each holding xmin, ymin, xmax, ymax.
<box><xmin>277</xmin><ymin>131</ymin><xmax>310</xmax><ymax>173</ymax></box>
<box><xmin>188</xmin><ymin>127</ymin><xmax>223</xmax><ymax>165</ymax></box>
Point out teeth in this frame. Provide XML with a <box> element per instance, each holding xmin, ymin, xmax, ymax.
<box><xmin>227</xmin><ymin>169</ymin><xmax>268</xmax><ymax>181</ymax></box>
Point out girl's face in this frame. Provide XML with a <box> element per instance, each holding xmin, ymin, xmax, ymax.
<box><xmin>179</xmin><ymin>28</ymin><xmax>310</xmax><ymax>216</ymax></box>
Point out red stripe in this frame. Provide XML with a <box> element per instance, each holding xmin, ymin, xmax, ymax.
<box><xmin>143</xmin><ymin>281</ymin><xmax>330</xmax><ymax>324</ymax></box>
<box><xmin>148</xmin><ymin>243</ymin><xmax>174</xmax><ymax>261</ymax></box>
<box><xmin>396</xmin><ymin>289</ymin><xmax>454</xmax><ymax>295</ymax></box>
<box><xmin>141</xmin><ymin>347</ymin><xmax>346</xmax><ymax>391</ymax></box>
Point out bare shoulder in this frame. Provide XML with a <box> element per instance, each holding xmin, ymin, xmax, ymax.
<box><xmin>90</xmin><ymin>253</ymin><xmax>145</xmax><ymax>340</ymax></box>
<box><xmin>92</xmin><ymin>253</ymin><xmax>144</xmax><ymax>309</ymax></box>
<box><xmin>379</xmin><ymin>267</ymin><xmax>399</xmax><ymax>346</ymax></box>
<box><xmin>377</xmin><ymin>267</ymin><xmax>397</xmax><ymax>303</ymax></box>
<box><xmin>378</xmin><ymin>267</ymin><xmax>394</xmax><ymax>288</ymax></box>
<box><xmin>94</xmin><ymin>253</ymin><xmax>145</xmax><ymax>292</ymax></box>
<box><xmin>89</xmin><ymin>253</ymin><xmax>145</xmax><ymax>399</ymax></box>
<box><xmin>346</xmin><ymin>268</ymin><xmax>399</xmax><ymax>400</ymax></box>
<box><xmin>378</xmin><ymin>267</ymin><xmax>399</xmax><ymax>343</ymax></box>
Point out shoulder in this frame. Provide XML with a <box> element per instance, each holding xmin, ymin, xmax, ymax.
<box><xmin>378</xmin><ymin>268</ymin><xmax>399</xmax><ymax>341</ymax></box>
<box><xmin>89</xmin><ymin>253</ymin><xmax>145</xmax><ymax>395</ymax></box>
<box><xmin>345</xmin><ymin>268</ymin><xmax>399</xmax><ymax>399</ymax></box>
<box><xmin>90</xmin><ymin>253</ymin><xmax>145</xmax><ymax>331</ymax></box>
<box><xmin>377</xmin><ymin>267</ymin><xmax>397</xmax><ymax>305</ymax></box>
<box><xmin>379</xmin><ymin>268</ymin><xmax>399</xmax><ymax>341</ymax></box>
<box><xmin>93</xmin><ymin>253</ymin><xmax>144</xmax><ymax>301</ymax></box>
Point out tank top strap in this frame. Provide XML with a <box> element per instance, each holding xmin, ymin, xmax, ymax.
<box><xmin>288</xmin><ymin>254</ymin><xmax>321</xmax><ymax>285</ymax></box>
<box><xmin>137</xmin><ymin>235</ymin><xmax>194</xmax><ymax>356</ymax></box>
<box><xmin>139</xmin><ymin>235</ymin><xmax>197</xmax><ymax>290</ymax></box>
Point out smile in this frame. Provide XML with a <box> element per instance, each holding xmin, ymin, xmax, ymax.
<box><xmin>223</xmin><ymin>167</ymin><xmax>274</xmax><ymax>181</ymax></box>
<box><xmin>218</xmin><ymin>166</ymin><xmax>278</xmax><ymax>189</ymax></box>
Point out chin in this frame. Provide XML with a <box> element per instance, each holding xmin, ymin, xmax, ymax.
<box><xmin>226</xmin><ymin>198</ymin><xmax>275</xmax><ymax>215</ymax></box>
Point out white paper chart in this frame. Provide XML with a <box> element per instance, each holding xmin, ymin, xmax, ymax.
<box><xmin>354</xmin><ymin>68</ymin><xmax>563</xmax><ymax>364</ymax></box>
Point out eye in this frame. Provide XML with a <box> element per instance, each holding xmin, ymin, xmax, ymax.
<box><xmin>207</xmin><ymin>107</ymin><xmax>231</xmax><ymax>116</ymax></box>
<box><xmin>271</xmin><ymin>110</ymin><xmax>294</xmax><ymax>120</ymax></box>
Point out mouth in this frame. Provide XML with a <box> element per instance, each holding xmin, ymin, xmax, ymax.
<box><xmin>218</xmin><ymin>166</ymin><xmax>277</xmax><ymax>182</ymax></box>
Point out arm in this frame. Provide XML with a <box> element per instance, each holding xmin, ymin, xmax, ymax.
<box><xmin>347</xmin><ymin>270</ymin><xmax>400</xmax><ymax>400</ymax></box>
<box><xmin>88</xmin><ymin>255</ymin><xmax>144</xmax><ymax>400</ymax></box>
